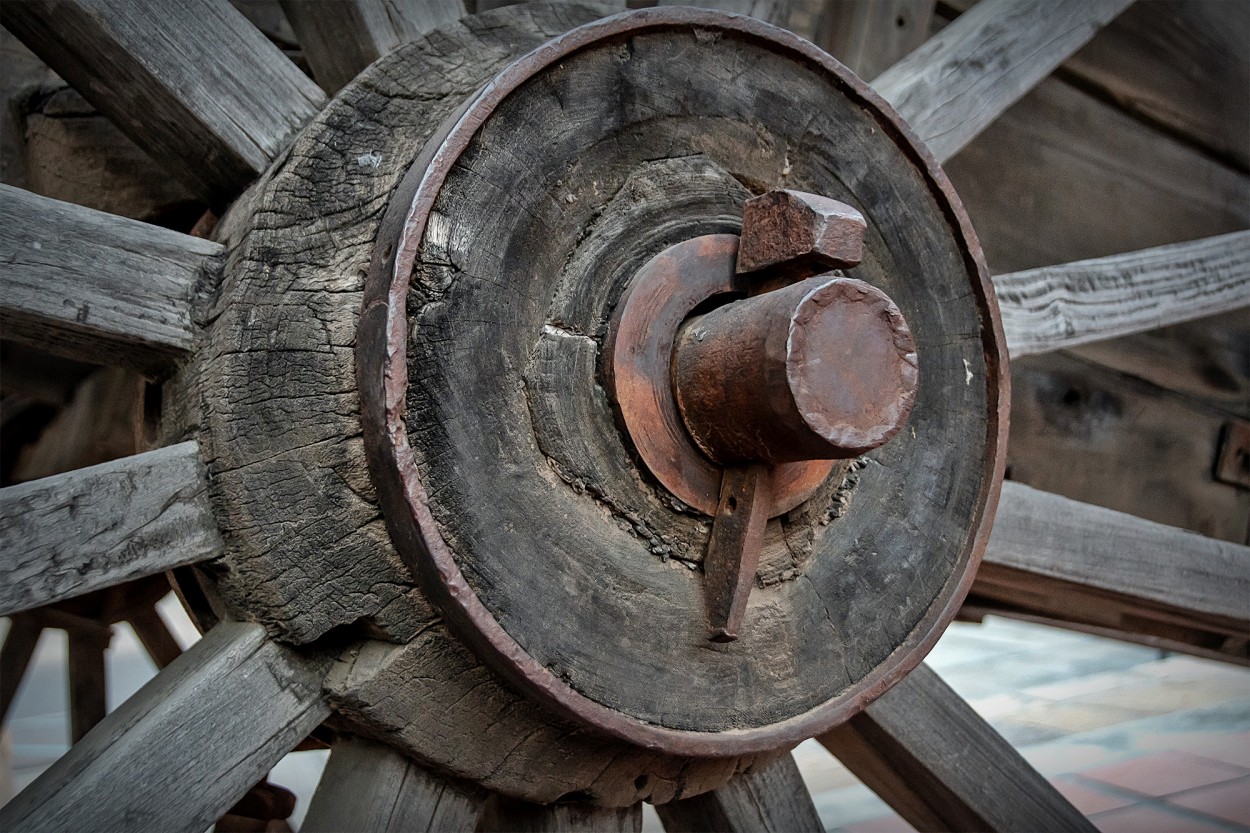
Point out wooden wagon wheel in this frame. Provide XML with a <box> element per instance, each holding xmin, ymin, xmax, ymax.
<box><xmin>0</xmin><ymin>1</ymin><xmax>1246</xmax><ymax>831</ymax></box>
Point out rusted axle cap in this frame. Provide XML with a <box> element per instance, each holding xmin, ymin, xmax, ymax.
<box><xmin>674</xmin><ymin>276</ymin><xmax>919</xmax><ymax>465</ymax></box>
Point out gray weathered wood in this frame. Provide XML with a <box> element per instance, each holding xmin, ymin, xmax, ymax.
<box><xmin>0</xmin><ymin>621</ymin><xmax>330</xmax><ymax>833</ymax></box>
<box><xmin>996</xmin><ymin>231</ymin><xmax>1250</xmax><ymax>357</ymax></box>
<box><xmin>944</xmin><ymin>0</ymin><xmax>1250</xmax><ymax>169</ymax></box>
<box><xmin>946</xmin><ymin>78</ymin><xmax>1250</xmax><ymax>276</ymax></box>
<box><xmin>282</xmin><ymin>0</ymin><xmax>467</xmax><ymax>93</ymax></box>
<box><xmin>67</xmin><ymin>623</ymin><xmax>110</xmax><ymax>742</ymax></box>
<box><xmin>816</xmin><ymin>0</ymin><xmax>935</xmax><ymax>81</ymax></box>
<box><xmin>973</xmin><ymin>481</ymin><xmax>1250</xmax><ymax>659</ymax></box>
<box><xmin>0</xmin><ymin>616</ymin><xmax>41</xmax><ymax>723</ymax></box>
<box><xmin>393</xmin><ymin>2</ymin><xmax>998</xmax><ymax>742</ymax></box>
<box><xmin>189</xmin><ymin>6</ymin><xmax>769</xmax><ymax>805</ymax></box>
<box><xmin>0</xmin><ymin>0</ymin><xmax>326</xmax><ymax>201</ymax></box>
<box><xmin>874</xmin><ymin>0</ymin><xmax>1133</xmax><ymax>162</ymax></box>
<box><xmin>655</xmin><ymin>755</ymin><xmax>822</xmax><ymax>833</ymax></box>
<box><xmin>303</xmin><ymin>735</ymin><xmax>483</xmax><ymax>832</ymax></box>
<box><xmin>820</xmin><ymin>663</ymin><xmax>1095</xmax><ymax>833</ymax></box>
<box><xmin>1004</xmin><ymin>352</ymin><xmax>1249</xmax><ymax>546</ymax></box>
<box><xmin>22</xmin><ymin>86</ymin><xmax>201</xmax><ymax>222</ymax></box>
<box><xmin>10</xmin><ymin>366</ymin><xmax>146</xmax><ymax>483</ymax></box>
<box><xmin>0</xmin><ymin>441</ymin><xmax>225</xmax><ymax>616</ymax></box>
<box><xmin>129</xmin><ymin>604</ymin><xmax>184</xmax><ymax>669</ymax></box>
<box><xmin>0</xmin><ymin>185</ymin><xmax>220</xmax><ymax>376</ymax></box>
<box><xmin>656</xmin><ymin>0</ymin><xmax>791</xmax><ymax>27</ymax></box>
<box><xmin>482</xmin><ymin>796</ymin><xmax>642</xmax><ymax>832</ymax></box>
<box><xmin>1067</xmin><ymin>307</ymin><xmax>1250</xmax><ymax>419</ymax></box>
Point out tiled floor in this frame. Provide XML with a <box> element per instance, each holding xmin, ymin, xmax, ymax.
<box><xmin>3</xmin><ymin>608</ymin><xmax>1248</xmax><ymax>831</ymax></box>
<box><xmin>806</xmin><ymin>619</ymin><xmax>1250</xmax><ymax>833</ymax></box>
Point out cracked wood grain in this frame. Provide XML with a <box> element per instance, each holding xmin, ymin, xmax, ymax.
<box><xmin>303</xmin><ymin>735</ymin><xmax>484</xmax><ymax>832</ymax></box>
<box><xmin>0</xmin><ymin>441</ymin><xmax>224</xmax><ymax>616</ymax></box>
<box><xmin>1</xmin><ymin>0</ymin><xmax>325</xmax><ymax>201</ymax></box>
<box><xmin>0</xmin><ymin>185</ymin><xmax>220</xmax><ymax>377</ymax></box>
<box><xmin>972</xmin><ymin>481</ymin><xmax>1250</xmax><ymax>661</ymax></box>
<box><xmin>874</xmin><ymin>0</ymin><xmax>1133</xmax><ymax>162</ymax></box>
<box><xmin>325</xmin><ymin>632</ymin><xmax>782</xmax><ymax>807</ymax></box>
<box><xmin>995</xmin><ymin>231</ymin><xmax>1250</xmax><ymax>356</ymax></box>
<box><xmin>186</xmin><ymin>2</ymin><xmax>616</xmax><ymax>649</ymax></box>
<box><xmin>0</xmin><ymin>622</ymin><xmax>331</xmax><ymax>833</ymax></box>
<box><xmin>655</xmin><ymin>754</ymin><xmax>822</xmax><ymax>833</ymax></box>
<box><xmin>282</xmin><ymin>0</ymin><xmax>469</xmax><ymax>94</ymax></box>
<box><xmin>482</xmin><ymin>796</ymin><xmax>642</xmax><ymax>832</ymax></box>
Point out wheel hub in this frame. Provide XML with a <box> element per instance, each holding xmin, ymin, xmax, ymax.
<box><xmin>195</xmin><ymin>1</ymin><xmax>1007</xmax><ymax>802</ymax></box>
<box><xmin>355</xmin><ymin>6</ymin><xmax>1005</xmax><ymax>755</ymax></box>
<box><xmin>607</xmin><ymin>189</ymin><xmax>919</xmax><ymax>641</ymax></box>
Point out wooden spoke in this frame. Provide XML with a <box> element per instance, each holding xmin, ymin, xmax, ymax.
<box><xmin>0</xmin><ymin>616</ymin><xmax>42</xmax><ymax>724</ymax></box>
<box><xmin>481</xmin><ymin>796</ymin><xmax>641</xmax><ymax>833</ymax></box>
<box><xmin>995</xmin><ymin>231</ymin><xmax>1250</xmax><ymax>356</ymax></box>
<box><xmin>971</xmin><ymin>481</ymin><xmax>1250</xmax><ymax>662</ymax></box>
<box><xmin>281</xmin><ymin>0</ymin><xmax>468</xmax><ymax>94</ymax></box>
<box><xmin>128</xmin><ymin>604</ymin><xmax>184</xmax><ymax>669</ymax></box>
<box><xmin>0</xmin><ymin>442</ymin><xmax>225</xmax><ymax>617</ymax></box>
<box><xmin>67</xmin><ymin>622</ymin><xmax>111</xmax><ymax>742</ymax></box>
<box><xmin>0</xmin><ymin>622</ymin><xmax>331</xmax><ymax>833</ymax></box>
<box><xmin>0</xmin><ymin>185</ymin><xmax>221</xmax><ymax>376</ymax></box>
<box><xmin>0</xmin><ymin>0</ymin><xmax>326</xmax><ymax>202</ymax></box>
<box><xmin>816</xmin><ymin>1</ymin><xmax>936</xmax><ymax>81</ymax></box>
<box><xmin>820</xmin><ymin>663</ymin><xmax>1094</xmax><ymax>833</ymax></box>
<box><xmin>303</xmin><ymin>735</ymin><xmax>484</xmax><ymax>832</ymax></box>
<box><xmin>873</xmin><ymin>0</ymin><xmax>1133</xmax><ymax>162</ymax></box>
<box><xmin>655</xmin><ymin>755</ymin><xmax>822</xmax><ymax>833</ymax></box>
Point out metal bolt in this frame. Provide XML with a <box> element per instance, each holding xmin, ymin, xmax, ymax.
<box><xmin>674</xmin><ymin>276</ymin><xmax>918</xmax><ymax>465</ymax></box>
<box><xmin>736</xmin><ymin>190</ymin><xmax>867</xmax><ymax>278</ymax></box>
<box><xmin>675</xmin><ymin>189</ymin><xmax>913</xmax><ymax>642</ymax></box>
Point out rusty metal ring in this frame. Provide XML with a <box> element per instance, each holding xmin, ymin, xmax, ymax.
<box><xmin>604</xmin><ymin>233</ymin><xmax>836</xmax><ymax>516</ymax></box>
<box><xmin>357</xmin><ymin>6</ymin><xmax>1009</xmax><ymax>757</ymax></box>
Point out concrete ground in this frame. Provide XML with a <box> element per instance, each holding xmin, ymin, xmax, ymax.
<box><xmin>3</xmin><ymin>602</ymin><xmax>1248</xmax><ymax>831</ymax></box>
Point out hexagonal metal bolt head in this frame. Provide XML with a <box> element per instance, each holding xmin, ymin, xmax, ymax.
<box><xmin>736</xmin><ymin>189</ymin><xmax>867</xmax><ymax>276</ymax></box>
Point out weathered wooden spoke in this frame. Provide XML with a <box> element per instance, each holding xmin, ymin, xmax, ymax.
<box><xmin>66</xmin><ymin>622</ymin><xmax>110</xmax><ymax>742</ymax></box>
<box><xmin>0</xmin><ymin>3</ymin><xmax>1241</xmax><ymax>831</ymax></box>
<box><xmin>0</xmin><ymin>622</ymin><xmax>330</xmax><ymax>833</ymax></box>
<box><xmin>0</xmin><ymin>185</ymin><xmax>220</xmax><ymax>376</ymax></box>
<box><xmin>970</xmin><ymin>481</ymin><xmax>1250</xmax><ymax>663</ymax></box>
<box><xmin>820</xmin><ymin>663</ymin><xmax>1096</xmax><ymax>833</ymax></box>
<box><xmin>655</xmin><ymin>755</ymin><xmax>823</xmax><ymax>833</ymax></box>
<box><xmin>281</xmin><ymin>0</ymin><xmax>468</xmax><ymax>94</ymax></box>
<box><xmin>0</xmin><ymin>0</ymin><xmax>325</xmax><ymax>201</ymax></box>
<box><xmin>0</xmin><ymin>615</ymin><xmax>41</xmax><ymax>724</ymax></box>
<box><xmin>818</xmin><ymin>0</ymin><xmax>936</xmax><ymax>81</ymax></box>
<box><xmin>127</xmin><ymin>604</ymin><xmax>184</xmax><ymax>669</ymax></box>
<box><xmin>0</xmin><ymin>441</ymin><xmax>224</xmax><ymax>616</ymax></box>
<box><xmin>874</xmin><ymin>0</ymin><xmax>1134</xmax><ymax>162</ymax></box>
<box><xmin>482</xmin><ymin>796</ymin><xmax>643</xmax><ymax>833</ymax></box>
<box><xmin>996</xmin><ymin>231</ymin><xmax>1250</xmax><ymax>356</ymax></box>
<box><xmin>303</xmin><ymin>735</ymin><xmax>484</xmax><ymax>833</ymax></box>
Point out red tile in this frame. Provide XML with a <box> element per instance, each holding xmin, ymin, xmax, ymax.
<box><xmin>1092</xmin><ymin>804</ymin><xmax>1231</xmax><ymax>833</ymax></box>
<box><xmin>1166</xmin><ymin>776</ymin><xmax>1250</xmax><ymax>827</ymax></box>
<box><xmin>841</xmin><ymin>814</ymin><xmax>913</xmax><ymax>833</ymax></box>
<box><xmin>1188</xmin><ymin>733</ymin><xmax>1250</xmax><ymax>770</ymax></box>
<box><xmin>1051</xmin><ymin>777</ymin><xmax>1136</xmax><ymax>815</ymax></box>
<box><xmin>1082</xmin><ymin>751</ymin><xmax>1245</xmax><ymax>797</ymax></box>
